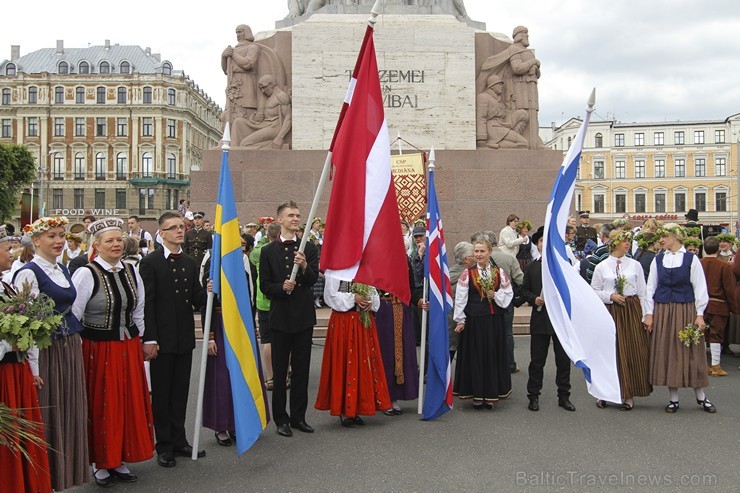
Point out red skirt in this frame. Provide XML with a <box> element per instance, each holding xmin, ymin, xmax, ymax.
<box><xmin>82</xmin><ymin>336</ymin><xmax>154</xmax><ymax>469</ymax></box>
<box><xmin>0</xmin><ymin>361</ymin><xmax>52</xmax><ymax>493</ymax></box>
<box><xmin>315</xmin><ymin>310</ymin><xmax>391</xmax><ymax>417</ymax></box>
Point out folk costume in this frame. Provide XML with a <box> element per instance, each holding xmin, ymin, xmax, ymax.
<box><xmin>699</xmin><ymin>256</ymin><xmax>737</xmax><ymax>375</ymax></box>
<box><xmin>259</xmin><ymin>236</ymin><xmax>318</xmax><ymax>431</ymax></box>
<box><xmin>315</xmin><ymin>277</ymin><xmax>391</xmax><ymax>420</ymax></box>
<box><xmin>71</xmin><ymin>218</ymin><xmax>154</xmax><ymax>481</ymax></box>
<box><xmin>0</xmin><ymin>230</ymin><xmax>52</xmax><ymax>493</ymax></box>
<box><xmin>592</xmin><ymin>255</ymin><xmax>653</xmax><ymax>402</ymax></box>
<box><xmin>139</xmin><ymin>242</ymin><xmax>207</xmax><ymax>457</ymax></box>
<box><xmin>452</xmin><ymin>258</ymin><xmax>513</xmax><ymax>406</ymax></box>
<box><xmin>14</xmin><ymin>219</ymin><xmax>90</xmax><ymax>491</ymax></box>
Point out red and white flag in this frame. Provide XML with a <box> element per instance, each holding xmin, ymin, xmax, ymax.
<box><xmin>321</xmin><ymin>26</ymin><xmax>411</xmax><ymax>304</ymax></box>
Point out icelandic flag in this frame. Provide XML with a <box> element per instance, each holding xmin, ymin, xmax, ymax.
<box><xmin>541</xmin><ymin>91</ymin><xmax>622</xmax><ymax>403</ymax></box>
<box><xmin>422</xmin><ymin>165</ymin><xmax>454</xmax><ymax>420</ymax></box>
<box><xmin>211</xmin><ymin>129</ymin><xmax>269</xmax><ymax>454</ymax></box>
<box><xmin>320</xmin><ymin>25</ymin><xmax>411</xmax><ymax>304</ymax></box>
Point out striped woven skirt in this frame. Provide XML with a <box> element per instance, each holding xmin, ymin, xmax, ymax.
<box><xmin>649</xmin><ymin>302</ymin><xmax>709</xmax><ymax>389</ymax></box>
<box><xmin>38</xmin><ymin>334</ymin><xmax>90</xmax><ymax>490</ymax></box>
<box><xmin>607</xmin><ymin>296</ymin><xmax>652</xmax><ymax>399</ymax></box>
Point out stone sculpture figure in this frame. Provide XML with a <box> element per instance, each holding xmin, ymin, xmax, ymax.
<box><xmin>476</xmin><ymin>74</ymin><xmax>529</xmax><ymax>149</ymax></box>
<box><xmin>222</xmin><ymin>24</ymin><xmax>288</xmax><ymax>146</ymax></box>
<box><xmin>241</xmin><ymin>75</ymin><xmax>293</xmax><ymax>149</ymax></box>
<box><xmin>418</xmin><ymin>0</ymin><xmax>470</xmax><ymax>20</ymax></box>
<box><xmin>478</xmin><ymin>26</ymin><xmax>543</xmax><ymax>149</ymax></box>
<box><xmin>286</xmin><ymin>0</ymin><xmax>326</xmax><ymax>17</ymax></box>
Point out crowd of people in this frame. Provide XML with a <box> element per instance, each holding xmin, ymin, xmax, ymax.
<box><xmin>0</xmin><ymin>202</ymin><xmax>738</xmax><ymax>491</ymax></box>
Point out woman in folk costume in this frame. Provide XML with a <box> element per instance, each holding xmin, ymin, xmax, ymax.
<box><xmin>643</xmin><ymin>224</ymin><xmax>714</xmax><ymax>414</ymax></box>
<box><xmin>452</xmin><ymin>238</ymin><xmax>514</xmax><ymax>409</ymax></box>
<box><xmin>315</xmin><ymin>276</ymin><xmax>391</xmax><ymax>427</ymax></box>
<box><xmin>59</xmin><ymin>233</ymin><xmax>83</xmax><ymax>266</ymax></box>
<box><xmin>0</xmin><ymin>225</ymin><xmax>52</xmax><ymax>493</ymax></box>
<box><xmin>71</xmin><ymin>218</ymin><xmax>154</xmax><ymax>486</ymax></box>
<box><xmin>374</xmin><ymin>258</ymin><xmax>422</xmax><ymax>415</ymax></box>
<box><xmin>13</xmin><ymin>217</ymin><xmax>90</xmax><ymax>490</ymax></box>
<box><xmin>591</xmin><ymin>230</ymin><xmax>652</xmax><ymax>411</ymax></box>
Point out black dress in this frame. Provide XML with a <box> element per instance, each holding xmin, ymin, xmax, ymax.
<box><xmin>453</xmin><ymin>264</ymin><xmax>512</xmax><ymax>404</ymax></box>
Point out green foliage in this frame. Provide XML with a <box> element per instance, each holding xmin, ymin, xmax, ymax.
<box><xmin>0</xmin><ymin>144</ymin><xmax>37</xmax><ymax>222</ymax></box>
<box><xmin>0</xmin><ymin>281</ymin><xmax>61</xmax><ymax>351</ymax></box>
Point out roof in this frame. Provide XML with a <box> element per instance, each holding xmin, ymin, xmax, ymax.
<box><xmin>0</xmin><ymin>44</ymin><xmax>180</xmax><ymax>76</ymax></box>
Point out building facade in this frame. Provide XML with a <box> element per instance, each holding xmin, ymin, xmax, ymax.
<box><xmin>545</xmin><ymin>115</ymin><xmax>740</xmax><ymax>229</ymax></box>
<box><xmin>0</xmin><ymin>40</ymin><xmax>222</xmax><ymax>228</ymax></box>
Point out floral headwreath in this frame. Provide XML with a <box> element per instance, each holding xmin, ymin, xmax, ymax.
<box><xmin>66</xmin><ymin>233</ymin><xmax>82</xmax><ymax>242</ymax></box>
<box><xmin>634</xmin><ymin>231</ymin><xmax>660</xmax><ymax>250</ymax></box>
<box><xmin>23</xmin><ymin>216</ymin><xmax>69</xmax><ymax>236</ymax></box>
<box><xmin>684</xmin><ymin>227</ymin><xmax>701</xmax><ymax>238</ymax></box>
<box><xmin>515</xmin><ymin>220</ymin><xmax>533</xmax><ymax>233</ymax></box>
<box><xmin>682</xmin><ymin>237</ymin><xmax>702</xmax><ymax>249</ymax></box>
<box><xmin>611</xmin><ymin>218</ymin><xmax>630</xmax><ymax>230</ymax></box>
<box><xmin>656</xmin><ymin>224</ymin><xmax>686</xmax><ymax>240</ymax></box>
<box><xmin>608</xmin><ymin>230</ymin><xmax>633</xmax><ymax>249</ymax></box>
<box><xmin>258</xmin><ymin>216</ymin><xmax>275</xmax><ymax>225</ymax></box>
<box><xmin>715</xmin><ymin>233</ymin><xmax>735</xmax><ymax>244</ymax></box>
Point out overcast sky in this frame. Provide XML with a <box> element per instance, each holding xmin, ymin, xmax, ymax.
<box><xmin>3</xmin><ymin>0</ymin><xmax>739</xmax><ymax>128</ymax></box>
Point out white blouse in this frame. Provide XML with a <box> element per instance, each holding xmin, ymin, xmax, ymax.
<box><xmin>591</xmin><ymin>255</ymin><xmax>648</xmax><ymax>315</ymax></box>
<box><xmin>13</xmin><ymin>255</ymin><xmax>71</xmax><ymax>297</ymax></box>
<box><xmin>644</xmin><ymin>247</ymin><xmax>708</xmax><ymax>316</ymax></box>
<box><xmin>453</xmin><ymin>264</ymin><xmax>513</xmax><ymax>323</ymax></box>
<box><xmin>323</xmin><ymin>276</ymin><xmax>380</xmax><ymax>313</ymax></box>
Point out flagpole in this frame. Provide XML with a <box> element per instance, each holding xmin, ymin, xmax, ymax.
<box><xmin>191</xmin><ymin>125</ymin><xmax>230</xmax><ymax>460</ymax></box>
<box><xmin>417</xmin><ymin>146</ymin><xmax>435</xmax><ymax>415</ymax></box>
<box><xmin>289</xmin><ymin>0</ymin><xmax>384</xmax><ymax>285</ymax></box>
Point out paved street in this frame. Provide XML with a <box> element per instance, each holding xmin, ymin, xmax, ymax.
<box><xmin>72</xmin><ymin>338</ymin><xmax>740</xmax><ymax>492</ymax></box>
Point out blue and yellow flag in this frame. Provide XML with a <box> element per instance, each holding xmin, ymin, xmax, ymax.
<box><xmin>211</xmin><ymin>144</ymin><xmax>268</xmax><ymax>455</ymax></box>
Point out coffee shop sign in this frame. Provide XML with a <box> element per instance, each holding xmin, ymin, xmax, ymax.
<box><xmin>54</xmin><ymin>209</ymin><xmax>122</xmax><ymax>217</ymax></box>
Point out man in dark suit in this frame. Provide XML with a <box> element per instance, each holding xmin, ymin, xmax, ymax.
<box><xmin>519</xmin><ymin>227</ymin><xmax>575</xmax><ymax>412</ymax></box>
<box><xmin>259</xmin><ymin>201</ymin><xmax>318</xmax><ymax>438</ymax></box>
<box><xmin>140</xmin><ymin>211</ymin><xmax>209</xmax><ymax>467</ymax></box>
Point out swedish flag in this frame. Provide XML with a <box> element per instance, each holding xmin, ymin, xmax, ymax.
<box><xmin>211</xmin><ymin>139</ymin><xmax>268</xmax><ymax>454</ymax></box>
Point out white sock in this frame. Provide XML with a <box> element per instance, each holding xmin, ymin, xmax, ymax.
<box><xmin>668</xmin><ymin>388</ymin><xmax>679</xmax><ymax>402</ymax></box>
<box><xmin>92</xmin><ymin>465</ymin><xmax>110</xmax><ymax>479</ymax></box>
<box><xmin>694</xmin><ymin>388</ymin><xmax>706</xmax><ymax>401</ymax></box>
<box><xmin>710</xmin><ymin>343</ymin><xmax>721</xmax><ymax>366</ymax></box>
<box><xmin>114</xmin><ymin>463</ymin><xmax>130</xmax><ymax>474</ymax></box>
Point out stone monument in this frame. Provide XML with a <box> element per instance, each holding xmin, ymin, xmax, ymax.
<box><xmin>190</xmin><ymin>6</ymin><xmax>562</xmax><ymax>245</ymax></box>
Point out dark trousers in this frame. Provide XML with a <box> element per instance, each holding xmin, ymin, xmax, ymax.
<box><xmin>150</xmin><ymin>352</ymin><xmax>193</xmax><ymax>454</ymax></box>
<box><xmin>503</xmin><ymin>303</ymin><xmax>516</xmax><ymax>370</ymax></box>
<box><xmin>271</xmin><ymin>328</ymin><xmax>313</xmax><ymax>426</ymax></box>
<box><xmin>704</xmin><ymin>313</ymin><xmax>727</xmax><ymax>344</ymax></box>
<box><xmin>527</xmin><ymin>333</ymin><xmax>571</xmax><ymax>399</ymax></box>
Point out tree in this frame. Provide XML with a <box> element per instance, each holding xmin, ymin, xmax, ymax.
<box><xmin>0</xmin><ymin>144</ymin><xmax>36</xmax><ymax>222</ymax></box>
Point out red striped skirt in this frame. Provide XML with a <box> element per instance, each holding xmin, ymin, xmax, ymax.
<box><xmin>315</xmin><ymin>310</ymin><xmax>391</xmax><ymax>417</ymax></box>
<box><xmin>82</xmin><ymin>336</ymin><xmax>154</xmax><ymax>469</ymax></box>
<box><xmin>0</xmin><ymin>361</ymin><xmax>52</xmax><ymax>493</ymax></box>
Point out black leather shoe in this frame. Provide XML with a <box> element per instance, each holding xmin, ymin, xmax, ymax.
<box><xmin>157</xmin><ymin>452</ymin><xmax>176</xmax><ymax>468</ymax></box>
<box><xmin>94</xmin><ymin>471</ymin><xmax>116</xmax><ymax>488</ymax></box>
<box><xmin>108</xmin><ymin>469</ymin><xmax>138</xmax><ymax>483</ymax></box>
<box><xmin>528</xmin><ymin>397</ymin><xmax>539</xmax><ymax>412</ymax></box>
<box><xmin>277</xmin><ymin>424</ymin><xmax>293</xmax><ymax>437</ymax></box>
<box><xmin>291</xmin><ymin>421</ymin><xmax>314</xmax><ymax>433</ymax></box>
<box><xmin>173</xmin><ymin>445</ymin><xmax>205</xmax><ymax>458</ymax></box>
<box><xmin>558</xmin><ymin>399</ymin><xmax>576</xmax><ymax>412</ymax></box>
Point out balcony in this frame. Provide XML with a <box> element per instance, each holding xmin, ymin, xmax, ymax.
<box><xmin>128</xmin><ymin>171</ymin><xmax>190</xmax><ymax>187</ymax></box>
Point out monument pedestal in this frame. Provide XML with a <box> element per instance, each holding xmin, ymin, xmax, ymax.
<box><xmin>191</xmin><ymin>148</ymin><xmax>561</xmax><ymax>246</ymax></box>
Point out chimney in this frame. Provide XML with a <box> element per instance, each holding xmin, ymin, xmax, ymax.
<box><xmin>56</xmin><ymin>40</ymin><xmax>64</xmax><ymax>54</ymax></box>
<box><xmin>145</xmin><ymin>47</ymin><xmax>151</xmax><ymax>56</ymax></box>
<box><xmin>104</xmin><ymin>39</ymin><xmax>110</xmax><ymax>49</ymax></box>
<box><xmin>10</xmin><ymin>45</ymin><xmax>20</xmax><ymax>60</ymax></box>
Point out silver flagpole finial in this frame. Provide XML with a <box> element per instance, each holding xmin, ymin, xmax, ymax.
<box><xmin>369</xmin><ymin>0</ymin><xmax>383</xmax><ymax>27</ymax></box>
<box><xmin>428</xmin><ymin>146</ymin><xmax>436</xmax><ymax>170</ymax></box>
<box><xmin>587</xmin><ymin>88</ymin><xmax>596</xmax><ymax>113</ymax></box>
<box><xmin>221</xmin><ymin>122</ymin><xmax>231</xmax><ymax>150</ymax></box>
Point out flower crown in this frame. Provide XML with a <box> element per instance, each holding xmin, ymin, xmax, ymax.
<box><xmin>684</xmin><ymin>227</ymin><xmax>701</xmax><ymax>238</ymax></box>
<box><xmin>611</xmin><ymin>218</ymin><xmax>630</xmax><ymax>230</ymax></box>
<box><xmin>634</xmin><ymin>231</ymin><xmax>660</xmax><ymax>250</ymax></box>
<box><xmin>23</xmin><ymin>216</ymin><xmax>69</xmax><ymax>235</ymax></box>
<box><xmin>608</xmin><ymin>230</ymin><xmax>633</xmax><ymax>249</ymax></box>
<box><xmin>515</xmin><ymin>220</ymin><xmax>533</xmax><ymax>233</ymax></box>
<box><xmin>259</xmin><ymin>216</ymin><xmax>275</xmax><ymax>224</ymax></box>
<box><xmin>66</xmin><ymin>233</ymin><xmax>82</xmax><ymax>242</ymax></box>
<box><xmin>715</xmin><ymin>233</ymin><xmax>735</xmax><ymax>244</ymax></box>
<box><xmin>682</xmin><ymin>237</ymin><xmax>702</xmax><ymax>249</ymax></box>
<box><xmin>656</xmin><ymin>224</ymin><xmax>687</xmax><ymax>239</ymax></box>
